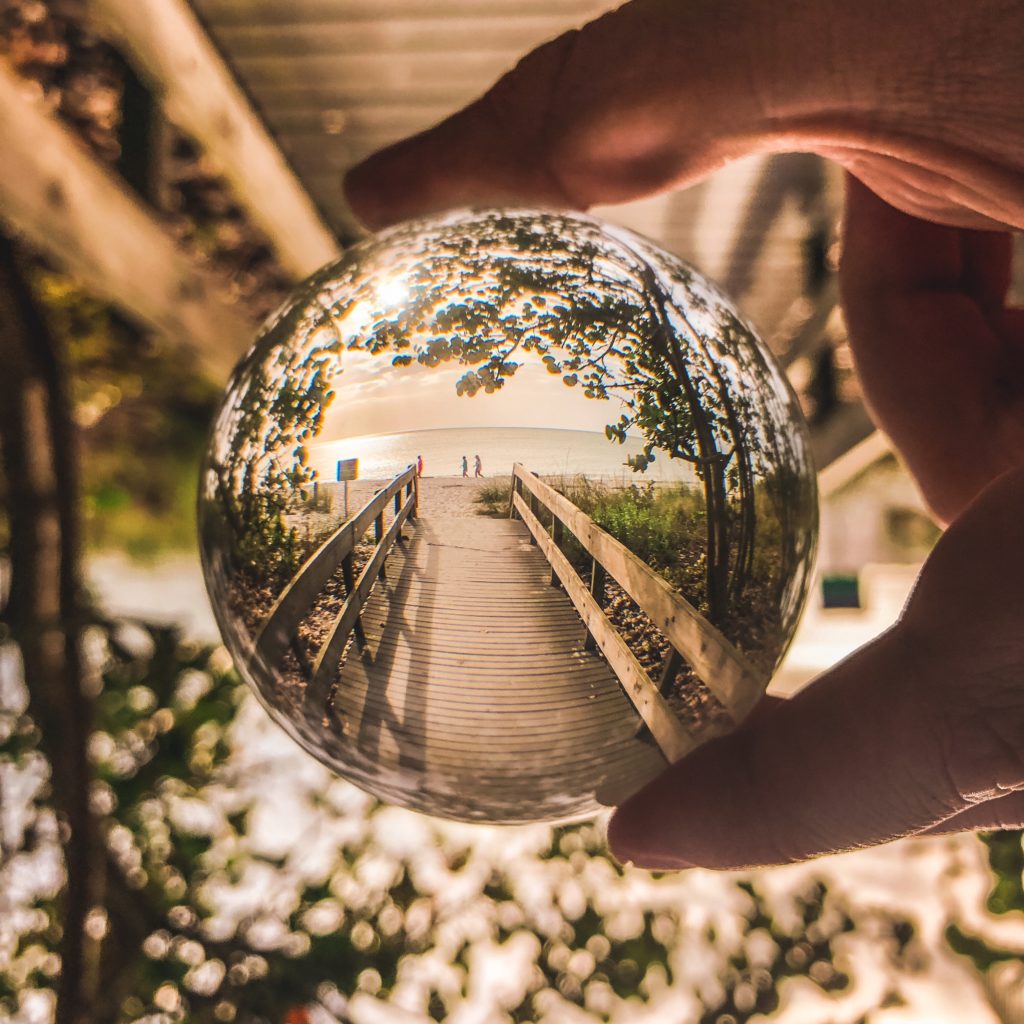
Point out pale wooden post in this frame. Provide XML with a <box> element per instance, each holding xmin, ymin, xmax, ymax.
<box><xmin>550</xmin><ymin>518</ymin><xmax>563</xmax><ymax>588</ymax></box>
<box><xmin>508</xmin><ymin>472</ymin><xmax>519</xmax><ymax>519</ymax></box>
<box><xmin>341</xmin><ymin>553</ymin><xmax>366</xmax><ymax>647</ymax></box>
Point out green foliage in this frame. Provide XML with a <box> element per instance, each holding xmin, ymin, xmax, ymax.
<box><xmin>980</xmin><ymin>829</ymin><xmax>1024</xmax><ymax>916</ymax></box>
<box><xmin>945</xmin><ymin>831</ymin><xmax>1024</xmax><ymax>972</ymax></box>
<box><xmin>28</xmin><ymin>266</ymin><xmax>221</xmax><ymax>558</ymax></box>
<box><xmin>204</xmin><ymin>339</ymin><xmax>337</xmax><ymax>584</ymax></box>
<box><xmin>561</xmin><ymin>478</ymin><xmax>707</xmax><ymax>602</ymax></box>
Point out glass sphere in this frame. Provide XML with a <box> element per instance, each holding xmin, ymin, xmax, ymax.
<box><xmin>199</xmin><ymin>208</ymin><xmax>817</xmax><ymax>824</ymax></box>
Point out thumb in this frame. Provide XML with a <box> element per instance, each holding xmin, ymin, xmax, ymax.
<box><xmin>607</xmin><ymin>627</ymin><xmax>962</xmax><ymax>869</ymax></box>
<box><xmin>609</xmin><ymin>466</ymin><xmax>1024</xmax><ymax>870</ymax></box>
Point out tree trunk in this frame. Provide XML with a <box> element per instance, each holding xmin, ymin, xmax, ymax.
<box><xmin>635</xmin><ymin>263</ymin><xmax>731</xmax><ymax>622</ymax></box>
<box><xmin>0</xmin><ymin>237</ymin><xmax>100</xmax><ymax>1024</ymax></box>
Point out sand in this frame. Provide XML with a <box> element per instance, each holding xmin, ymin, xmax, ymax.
<box><xmin>319</xmin><ymin>474</ymin><xmax>500</xmax><ymax>521</ymax></box>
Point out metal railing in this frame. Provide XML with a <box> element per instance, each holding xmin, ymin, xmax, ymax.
<box><xmin>510</xmin><ymin>463</ymin><xmax>764</xmax><ymax>763</ymax></box>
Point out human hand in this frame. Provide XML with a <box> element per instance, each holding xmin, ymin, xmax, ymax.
<box><xmin>607</xmin><ymin>463</ymin><xmax>1024</xmax><ymax>868</ymax></box>
<box><xmin>343</xmin><ymin>0</ymin><xmax>1024</xmax><ymax>863</ymax></box>
<box><xmin>841</xmin><ymin>177</ymin><xmax>1024</xmax><ymax>524</ymax></box>
<box><xmin>344</xmin><ymin>0</ymin><xmax>1024</xmax><ymax>233</ymax></box>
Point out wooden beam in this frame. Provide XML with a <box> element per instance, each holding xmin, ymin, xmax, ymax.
<box><xmin>818</xmin><ymin>429</ymin><xmax>892</xmax><ymax>499</ymax></box>
<box><xmin>809</xmin><ymin>400</ymin><xmax>877</xmax><ymax>471</ymax></box>
<box><xmin>87</xmin><ymin>0</ymin><xmax>341</xmax><ymax>277</ymax></box>
<box><xmin>0</xmin><ymin>59</ymin><xmax>249</xmax><ymax>379</ymax></box>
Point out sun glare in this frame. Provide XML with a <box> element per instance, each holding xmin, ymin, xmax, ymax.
<box><xmin>376</xmin><ymin>276</ymin><xmax>407</xmax><ymax>307</ymax></box>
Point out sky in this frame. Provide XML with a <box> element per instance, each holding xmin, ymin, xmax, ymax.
<box><xmin>318</xmin><ymin>345</ymin><xmax>625</xmax><ymax>441</ymax></box>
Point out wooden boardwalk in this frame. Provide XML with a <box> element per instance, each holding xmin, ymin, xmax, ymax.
<box><xmin>325</xmin><ymin>515</ymin><xmax>665</xmax><ymax>822</ymax></box>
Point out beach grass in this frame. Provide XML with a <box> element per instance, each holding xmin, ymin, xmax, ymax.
<box><xmin>474</xmin><ymin>479</ymin><xmax>514</xmax><ymax>517</ymax></box>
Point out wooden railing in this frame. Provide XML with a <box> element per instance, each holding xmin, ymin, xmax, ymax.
<box><xmin>251</xmin><ymin>465</ymin><xmax>418</xmax><ymax>704</ymax></box>
<box><xmin>510</xmin><ymin>463</ymin><xmax>764</xmax><ymax>763</ymax></box>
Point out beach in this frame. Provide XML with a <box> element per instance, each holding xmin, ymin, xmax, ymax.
<box><xmin>318</xmin><ymin>473</ymin><xmax>497</xmax><ymax>521</ymax></box>
<box><xmin>310</xmin><ymin>425</ymin><xmax>698</xmax><ymax>486</ymax></box>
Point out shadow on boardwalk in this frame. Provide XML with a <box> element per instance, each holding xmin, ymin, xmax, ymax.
<box><xmin>327</xmin><ymin>512</ymin><xmax>664</xmax><ymax>822</ymax></box>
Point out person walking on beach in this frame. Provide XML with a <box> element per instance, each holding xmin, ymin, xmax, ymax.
<box><xmin>474</xmin><ymin>454</ymin><xmax>483</xmax><ymax>478</ymax></box>
<box><xmin>461</xmin><ymin>455</ymin><xmax>468</xmax><ymax>478</ymax></box>
<box><xmin>417</xmin><ymin>454</ymin><xmax>423</xmax><ymax>478</ymax></box>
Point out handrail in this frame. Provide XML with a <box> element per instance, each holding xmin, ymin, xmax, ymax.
<box><xmin>306</xmin><ymin>489</ymin><xmax>416</xmax><ymax>704</ymax></box>
<box><xmin>251</xmin><ymin>464</ymin><xmax>418</xmax><ymax>679</ymax></box>
<box><xmin>511</xmin><ymin>464</ymin><xmax>765</xmax><ymax>740</ymax></box>
<box><xmin>511</xmin><ymin>488</ymin><xmax>696</xmax><ymax>763</ymax></box>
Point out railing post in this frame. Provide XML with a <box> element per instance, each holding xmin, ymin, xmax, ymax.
<box><xmin>550</xmin><ymin>518</ymin><xmax>563</xmax><ymax>588</ymax></box>
<box><xmin>341</xmin><ymin>553</ymin><xmax>366</xmax><ymax>647</ymax></box>
<box><xmin>508</xmin><ymin>468</ymin><xmax>518</xmax><ymax>519</ymax></box>
<box><xmin>374</xmin><ymin>511</ymin><xmax>386</xmax><ymax>579</ymax></box>
<box><xmin>412</xmin><ymin>473</ymin><xmax>419</xmax><ymax>519</ymax></box>
<box><xmin>657</xmin><ymin>648</ymin><xmax>684</xmax><ymax>696</ymax></box>
<box><xmin>584</xmin><ymin>560</ymin><xmax>606</xmax><ymax>651</ymax></box>
<box><xmin>528</xmin><ymin>491</ymin><xmax>539</xmax><ymax>543</ymax></box>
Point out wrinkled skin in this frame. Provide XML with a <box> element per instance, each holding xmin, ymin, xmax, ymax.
<box><xmin>344</xmin><ymin>0</ymin><xmax>1024</xmax><ymax>866</ymax></box>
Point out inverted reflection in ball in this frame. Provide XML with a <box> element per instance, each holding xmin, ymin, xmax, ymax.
<box><xmin>199</xmin><ymin>209</ymin><xmax>817</xmax><ymax>823</ymax></box>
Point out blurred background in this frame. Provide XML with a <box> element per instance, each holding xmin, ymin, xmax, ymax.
<box><xmin>1</xmin><ymin>1</ymin><xmax>1023</xmax><ymax>1022</ymax></box>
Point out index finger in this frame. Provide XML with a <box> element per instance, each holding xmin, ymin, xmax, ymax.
<box><xmin>342</xmin><ymin>0</ymin><xmax>766</xmax><ymax>229</ymax></box>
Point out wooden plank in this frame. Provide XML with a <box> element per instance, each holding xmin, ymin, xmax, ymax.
<box><xmin>326</xmin><ymin>725</ymin><xmax>640</xmax><ymax>753</ymax></box>
<box><xmin>341</xmin><ymin>647</ymin><xmax>622</xmax><ymax>679</ymax></box>
<box><xmin>343</xmin><ymin>674</ymin><xmax>629</xmax><ymax>700</ymax></box>
<box><xmin>0</xmin><ymin>58</ymin><xmax>249</xmax><ymax>378</ymax></box>
<box><xmin>362</xmin><ymin>621</ymin><xmax>591</xmax><ymax>642</ymax></box>
<box><xmin>322</xmin><ymin>508</ymin><xmax>670</xmax><ymax>813</ymax></box>
<box><xmin>344</xmin><ymin>694</ymin><xmax>629</xmax><ymax>717</ymax></box>
<box><xmin>213</xmin><ymin>16</ymin><xmax>578</xmax><ymax>57</ymax></box>
<box><xmin>87</xmin><ymin>0</ymin><xmax>340</xmax><ymax>278</ymax></box>
<box><xmin>192</xmin><ymin>0</ymin><xmax>602</xmax><ymax>25</ymax></box>
<box><xmin>309</xmin><ymin>493</ymin><xmax>415</xmax><ymax>699</ymax></box>
<box><xmin>513</xmin><ymin>464</ymin><xmax>765</xmax><ymax>721</ymax></box>
<box><xmin>513</xmin><ymin>491</ymin><xmax>695</xmax><ymax>763</ymax></box>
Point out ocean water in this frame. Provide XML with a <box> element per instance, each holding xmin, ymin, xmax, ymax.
<box><xmin>310</xmin><ymin>426</ymin><xmax>698</xmax><ymax>485</ymax></box>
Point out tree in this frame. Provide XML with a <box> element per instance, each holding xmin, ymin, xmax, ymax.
<box><xmin>202</xmin><ymin>315</ymin><xmax>339</xmax><ymax>584</ymax></box>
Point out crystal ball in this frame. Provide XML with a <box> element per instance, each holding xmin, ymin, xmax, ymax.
<box><xmin>199</xmin><ymin>208</ymin><xmax>817</xmax><ymax>824</ymax></box>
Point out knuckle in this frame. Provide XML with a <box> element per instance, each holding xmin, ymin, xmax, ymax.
<box><xmin>935</xmin><ymin>672</ymin><xmax>1024</xmax><ymax>803</ymax></box>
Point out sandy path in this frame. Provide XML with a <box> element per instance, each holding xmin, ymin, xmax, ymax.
<box><xmin>324</xmin><ymin>474</ymin><xmax>502</xmax><ymax>520</ymax></box>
